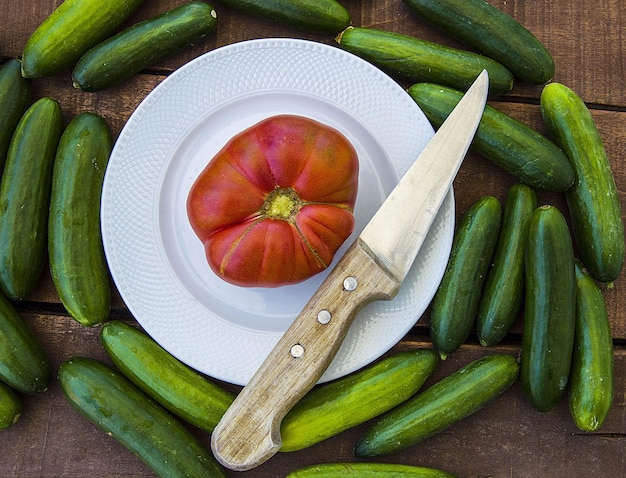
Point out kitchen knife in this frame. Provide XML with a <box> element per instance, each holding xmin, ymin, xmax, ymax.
<box><xmin>211</xmin><ymin>70</ymin><xmax>489</xmax><ymax>471</ymax></box>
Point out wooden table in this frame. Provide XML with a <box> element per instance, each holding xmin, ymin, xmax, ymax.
<box><xmin>1</xmin><ymin>1</ymin><xmax>624</xmax><ymax>476</ymax></box>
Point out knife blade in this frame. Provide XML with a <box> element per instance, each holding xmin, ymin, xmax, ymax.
<box><xmin>211</xmin><ymin>70</ymin><xmax>489</xmax><ymax>471</ymax></box>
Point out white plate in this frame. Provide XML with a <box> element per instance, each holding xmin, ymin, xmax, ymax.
<box><xmin>101</xmin><ymin>38</ymin><xmax>454</xmax><ymax>386</ymax></box>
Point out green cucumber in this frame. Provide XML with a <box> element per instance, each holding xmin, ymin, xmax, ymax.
<box><xmin>477</xmin><ymin>184</ymin><xmax>537</xmax><ymax>346</ymax></box>
<box><xmin>100</xmin><ymin>320</ymin><xmax>235</xmax><ymax>433</ymax></box>
<box><xmin>521</xmin><ymin>205</ymin><xmax>576</xmax><ymax>412</ymax></box>
<box><xmin>0</xmin><ymin>380</ymin><xmax>21</xmax><ymax>429</ymax></box>
<box><xmin>541</xmin><ymin>82</ymin><xmax>625</xmax><ymax>283</ymax></box>
<box><xmin>408</xmin><ymin>83</ymin><xmax>575</xmax><ymax>191</ymax></box>
<box><xmin>0</xmin><ymin>97</ymin><xmax>63</xmax><ymax>300</ymax></box>
<box><xmin>0</xmin><ymin>292</ymin><xmax>51</xmax><ymax>394</ymax></box>
<box><xmin>354</xmin><ymin>354</ymin><xmax>519</xmax><ymax>457</ymax></box>
<box><xmin>21</xmin><ymin>0</ymin><xmax>147</xmax><ymax>78</ymax></box>
<box><xmin>402</xmin><ymin>0</ymin><xmax>554</xmax><ymax>84</ymax></box>
<box><xmin>430</xmin><ymin>196</ymin><xmax>502</xmax><ymax>359</ymax></box>
<box><xmin>336</xmin><ymin>27</ymin><xmax>514</xmax><ymax>96</ymax></box>
<box><xmin>287</xmin><ymin>463</ymin><xmax>458</xmax><ymax>478</ymax></box>
<box><xmin>49</xmin><ymin>113</ymin><xmax>112</xmax><ymax>326</ymax></box>
<box><xmin>58</xmin><ymin>357</ymin><xmax>226</xmax><ymax>477</ymax></box>
<box><xmin>280</xmin><ymin>348</ymin><xmax>439</xmax><ymax>452</ymax></box>
<box><xmin>73</xmin><ymin>2</ymin><xmax>218</xmax><ymax>92</ymax></box>
<box><xmin>569</xmin><ymin>261</ymin><xmax>614</xmax><ymax>431</ymax></box>
<box><xmin>0</xmin><ymin>59</ymin><xmax>31</xmax><ymax>173</ymax></box>
<box><xmin>215</xmin><ymin>0</ymin><xmax>350</xmax><ymax>34</ymax></box>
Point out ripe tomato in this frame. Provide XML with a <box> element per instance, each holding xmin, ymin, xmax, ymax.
<box><xmin>187</xmin><ymin>115</ymin><xmax>359</xmax><ymax>287</ymax></box>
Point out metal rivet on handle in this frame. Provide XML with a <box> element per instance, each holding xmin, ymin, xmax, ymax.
<box><xmin>317</xmin><ymin>309</ymin><xmax>332</xmax><ymax>324</ymax></box>
<box><xmin>343</xmin><ymin>276</ymin><xmax>358</xmax><ymax>291</ymax></box>
<box><xmin>290</xmin><ymin>344</ymin><xmax>305</xmax><ymax>358</ymax></box>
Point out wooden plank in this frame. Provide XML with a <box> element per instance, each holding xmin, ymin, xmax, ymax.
<box><xmin>0</xmin><ymin>315</ymin><xmax>623</xmax><ymax>477</ymax></box>
<box><xmin>1</xmin><ymin>0</ymin><xmax>625</xmax><ymax>105</ymax></box>
<box><xmin>15</xmin><ymin>60</ymin><xmax>626</xmax><ymax>342</ymax></box>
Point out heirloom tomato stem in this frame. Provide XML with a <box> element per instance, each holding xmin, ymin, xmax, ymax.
<box><xmin>262</xmin><ymin>187</ymin><xmax>302</xmax><ymax>222</ymax></box>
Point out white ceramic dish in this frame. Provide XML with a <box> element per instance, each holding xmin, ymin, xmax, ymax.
<box><xmin>101</xmin><ymin>38</ymin><xmax>454</xmax><ymax>386</ymax></box>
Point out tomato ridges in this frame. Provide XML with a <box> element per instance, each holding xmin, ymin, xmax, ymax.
<box><xmin>187</xmin><ymin>114</ymin><xmax>358</xmax><ymax>287</ymax></box>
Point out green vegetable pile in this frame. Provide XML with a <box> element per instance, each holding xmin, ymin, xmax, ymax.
<box><xmin>0</xmin><ymin>0</ymin><xmax>622</xmax><ymax>477</ymax></box>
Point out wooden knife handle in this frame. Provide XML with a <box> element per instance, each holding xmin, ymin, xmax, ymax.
<box><xmin>210</xmin><ymin>238</ymin><xmax>400</xmax><ymax>471</ymax></box>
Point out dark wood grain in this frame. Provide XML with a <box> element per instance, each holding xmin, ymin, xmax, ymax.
<box><xmin>0</xmin><ymin>0</ymin><xmax>624</xmax><ymax>477</ymax></box>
